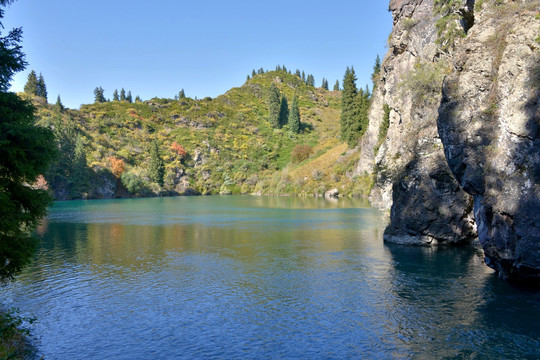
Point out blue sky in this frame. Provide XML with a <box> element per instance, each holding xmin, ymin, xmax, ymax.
<box><xmin>4</xmin><ymin>0</ymin><xmax>392</xmax><ymax>109</ymax></box>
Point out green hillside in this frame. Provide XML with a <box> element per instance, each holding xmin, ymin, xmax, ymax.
<box><xmin>29</xmin><ymin>70</ymin><xmax>368</xmax><ymax>199</ymax></box>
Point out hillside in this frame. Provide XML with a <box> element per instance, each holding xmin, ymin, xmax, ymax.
<box><xmin>29</xmin><ymin>70</ymin><xmax>370</xmax><ymax>200</ymax></box>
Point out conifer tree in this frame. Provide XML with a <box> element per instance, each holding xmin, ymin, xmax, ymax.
<box><xmin>306</xmin><ymin>74</ymin><xmax>315</xmax><ymax>87</ymax></box>
<box><xmin>295</xmin><ymin>69</ymin><xmax>301</xmax><ymax>78</ymax></box>
<box><xmin>372</xmin><ymin>54</ymin><xmax>381</xmax><ymax>90</ymax></box>
<box><xmin>252</xmin><ymin>69</ymin><xmax>256</xmax><ymax>77</ymax></box>
<box><xmin>288</xmin><ymin>95</ymin><xmax>301</xmax><ymax>133</ymax></box>
<box><xmin>69</xmin><ymin>134</ymin><xmax>90</xmax><ymax>197</ymax></box>
<box><xmin>23</xmin><ymin>70</ymin><xmax>38</xmax><ymax>95</ymax></box>
<box><xmin>135</xmin><ymin>95</ymin><xmax>142</xmax><ymax>102</ymax></box>
<box><xmin>340</xmin><ymin>66</ymin><xmax>361</xmax><ymax>146</ymax></box>
<box><xmin>268</xmin><ymin>83</ymin><xmax>281</xmax><ymax>129</ymax></box>
<box><xmin>321</xmin><ymin>78</ymin><xmax>329</xmax><ymax>90</ymax></box>
<box><xmin>37</xmin><ymin>72</ymin><xmax>47</xmax><ymax>100</ymax></box>
<box><xmin>149</xmin><ymin>140</ymin><xmax>164</xmax><ymax>187</ymax></box>
<box><xmin>301</xmin><ymin>71</ymin><xmax>305</xmax><ymax>82</ymax></box>
<box><xmin>55</xmin><ymin>95</ymin><xmax>64</xmax><ymax>112</ymax></box>
<box><xmin>120</xmin><ymin>88</ymin><xmax>126</xmax><ymax>101</ymax></box>
<box><xmin>278</xmin><ymin>96</ymin><xmax>289</xmax><ymax>128</ymax></box>
<box><xmin>179</xmin><ymin>89</ymin><xmax>185</xmax><ymax>98</ymax></box>
<box><xmin>246</xmin><ymin>74</ymin><xmax>250</xmax><ymax>81</ymax></box>
<box><xmin>93</xmin><ymin>87</ymin><xmax>106</xmax><ymax>103</ymax></box>
<box><xmin>126</xmin><ymin>90</ymin><xmax>133</xmax><ymax>103</ymax></box>
<box><xmin>112</xmin><ymin>89</ymin><xmax>119</xmax><ymax>101</ymax></box>
<box><xmin>333</xmin><ymin>80</ymin><xmax>340</xmax><ymax>91</ymax></box>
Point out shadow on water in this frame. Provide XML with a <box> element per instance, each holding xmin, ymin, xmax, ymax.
<box><xmin>384</xmin><ymin>243</ymin><xmax>540</xmax><ymax>359</ymax></box>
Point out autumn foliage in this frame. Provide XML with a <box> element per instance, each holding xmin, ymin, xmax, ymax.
<box><xmin>108</xmin><ymin>156</ymin><xmax>125</xmax><ymax>177</ymax></box>
<box><xmin>171</xmin><ymin>142</ymin><xmax>187</xmax><ymax>159</ymax></box>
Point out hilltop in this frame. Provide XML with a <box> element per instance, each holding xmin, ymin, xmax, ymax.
<box><xmin>29</xmin><ymin>70</ymin><xmax>370</xmax><ymax>200</ymax></box>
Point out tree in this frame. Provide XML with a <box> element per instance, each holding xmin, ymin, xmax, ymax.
<box><xmin>112</xmin><ymin>89</ymin><xmax>119</xmax><ymax>101</ymax></box>
<box><xmin>149</xmin><ymin>140</ymin><xmax>164</xmax><ymax>187</ymax></box>
<box><xmin>252</xmin><ymin>69</ymin><xmax>256</xmax><ymax>77</ymax></box>
<box><xmin>126</xmin><ymin>90</ymin><xmax>132</xmax><ymax>103</ymax></box>
<box><xmin>135</xmin><ymin>95</ymin><xmax>142</xmax><ymax>102</ymax></box>
<box><xmin>55</xmin><ymin>95</ymin><xmax>64</xmax><ymax>112</ymax></box>
<box><xmin>23</xmin><ymin>70</ymin><xmax>38</xmax><ymax>96</ymax></box>
<box><xmin>37</xmin><ymin>72</ymin><xmax>47</xmax><ymax>100</ymax></box>
<box><xmin>120</xmin><ymin>88</ymin><xmax>126</xmax><ymax>101</ymax></box>
<box><xmin>69</xmin><ymin>134</ymin><xmax>89</xmax><ymax>197</ymax></box>
<box><xmin>340</xmin><ymin>66</ymin><xmax>361</xmax><ymax>146</ymax></box>
<box><xmin>278</xmin><ymin>96</ymin><xmax>289</xmax><ymax>128</ymax></box>
<box><xmin>372</xmin><ymin>54</ymin><xmax>381</xmax><ymax>91</ymax></box>
<box><xmin>268</xmin><ymin>83</ymin><xmax>281</xmax><ymax>128</ymax></box>
<box><xmin>301</xmin><ymin>71</ymin><xmax>305</xmax><ymax>82</ymax></box>
<box><xmin>333</xmin><ymin>80</ymin><xmax>340</xmax><ymax>91</ymax></box>
<box><xmin>0</xmin><ymin>0</ymin><xmax>57</xmax><ymax>280</ymax></box>
<box><xmin>246</xmin><ymin>74</ymin><xmax>250</xmax><ymax>81</ymax></box>
<box><xmin>93</xmin><ymin>87</ymin><xmax>105</xmax><ymax>103</ymax></box>
<box><xmin>321</xmin><ymin>77</ymin><xmax>329</xmax><ymax>90</ymax></box>
<box><xmin>179</xmin><ymin>89</ymin><xmax>185</xmax><ymax>99</ymax></box>
<box><xmin>306</xmin><ymin>74</ymin><xmax>315</xmax><ymax>87</ymax></box>
<box><xmin>288</xmin><ymin>95</ymin><xmax>300</xmax><ymax>133</ymax></box>
<box><xmin>295</xmin><ymin>69</ymin><xmax>301</xmax><ymax>78</ymax></box>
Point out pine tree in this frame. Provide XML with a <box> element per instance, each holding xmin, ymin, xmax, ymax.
<box><xmin>288</xmin><ymin>95</ymin><xmax>301</xmax><ymax>133</ymax></box>
<box><xmin>340</xmin><ymin>66</ymin><xmax>361</xmax><ymax>146</ymax></box>
<box><xmin>55</xmin><ymin>95</ymin><xmax>64</xmax><ymax>112</ymax></box>
<box><xmin>252</xmin><ymin>69</ymin><xmax>256</xmax><ymax>77</ymax></box>
<box><xmin>135</xmin><ymin>95</ymin><xmax>142</xmax><ymax>102</ymax></box>
<box><xmin>321</xmin><ymin>78</ymin><xmax>329</xmax><ymax>90</ymax></box>
<box><xmin>268</xmin><ymin>83</ymin><xmax>281</xmax><ymax>128</ymax></box>
<box><xmin>306</xmin><ymin>74</ymin><xmax>315</xmax><ymax>87</ymax></box>
<box><xmin>301</xmin><ymin>71</ymin><xmax>305</xmax><ymax>82</ymax></box>
<box><xmin>37</xmin><ymin>72</ymin><xmax>47</xmax><ymax>100</ymax></box>
<box><xmin>93</xmin><ymin>87</ymin><xmax>106</xmax><ymax>103</ymax></box>
<box><xmin>23</xmin><ymin>70</ymin><xmax>39</xmax><ymax>96</ymax></box>
<box><xmin>295</xmin><ymin>69</ymin><xmax>301</xmax><ymax>78</ymax></box>
<box><xmin>149</xmin><ymin>140</ymin><xmax>164</xmax><ymax>187</ymax></box>
<box><xmin>278</xmin><ymin>96</ymin><xmax>289</xmax><ymax>128</ymax></box>
<box><xmin>69</xmin><ymin>134</ymin><xmax>89</xmax><ymax>198</ymax></box>
<box><xmin>246</xmin><ymin>74</ymin><xmax>250</xmax><ymax>81</ymax></box>
<box><xmin>112</xmin><ymin>89</ymin><xmax>119</xmax><ymax>101</ymax></box>
<box><xmin>372</xmin><ymin>54</ymin><xmax>381</xmax><ymax>91</ymax></box>
<box><xmin>126</xmin><ymin>90</ymin><xmax>133</xmax><ymax>103</ymax></box>
<box><xmin>333</xmin><ymin>80</ymin><xmax>340</xmax><ymax>91</ymax></box>
<box><xmin>179</xmin><ymin>89</ymin><xmax>185</xmax><ymax>98</ymax></box>
<box><xmin>120</xmin><ymin>88</ymin><xmax>126</xmax><ymax>101</ymax></box>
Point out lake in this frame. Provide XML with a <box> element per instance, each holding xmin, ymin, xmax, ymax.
<box><xmin>2</xmin><ymin>196</ymin><xmax>540</xmax><ymax>359</ymax></box>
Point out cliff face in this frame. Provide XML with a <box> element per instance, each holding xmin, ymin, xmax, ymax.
<box><xmin>360</xmin><ymin>0</ymin><xmax>540</xmax><ymax>282</ymax></box>
<box><xmin>438</xmin><ymin>1</ymin><xmax>540</xmax><ymax>281</ymax></box>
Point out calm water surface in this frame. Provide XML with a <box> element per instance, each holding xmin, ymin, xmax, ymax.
<box><xmin>2</xmin><ymin>196</ymin><xmax>540</xmax><ymax>359</ymax></box>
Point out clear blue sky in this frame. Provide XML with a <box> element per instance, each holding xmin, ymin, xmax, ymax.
<box><xmin>4</xmin><ymin>0</ymin><xmax>392</xmax><ymax>109</ymax></box>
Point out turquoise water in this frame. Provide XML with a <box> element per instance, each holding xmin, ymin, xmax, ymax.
<box><xmin>2</xmin><ymin>196</ymin><xmax>540</xmax><ymax>359</ymax></box>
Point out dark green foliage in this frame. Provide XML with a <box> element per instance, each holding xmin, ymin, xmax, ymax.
<box><xmin>306</xmin><ymin>74</ymin><xmax>315</xmax><ymax>87</ymax></box>
<box><xmin>126</xmin><ymin>90</ymin><xmax>132</xmax><ymax>103</ymax></box>
<box><xmin>121</xmin><ymin>172</ymin><xmax>145</xmax><ymax>195</ymax></box>
<box><xmin>55</xmin><ymin>95</ymin><xmax>64</xmax><ymax>112</ymax></box>
<box><xmin>321</xmin><ymin>78</ymin><xmax>329</xmax><ymax>90</ymax></box>
<box><xmin>268</xmin><ymin>83</ymin><xmax>281</xmax><ymax>128</ymax></box>
<box><xmin>334</xmin><ymin>80</ymin><xmax>340</xmax><ymax>91</ymax></box>
<box><xmin>94</xmin><ymin>87</ymin><xmax>105</xmax><ymax>103</ymax></box>
<box><xmin>23</xmin><ymin>70</ymin><xmax>38</xmax><ymax>95</ymax></box>
<box><xmin>295</xmin><ymin>69</ymin><xmax>301</xmax><ymax>78</ymax></box>
<box><xmin>246</xmin><ymin>74</ymin><xmax>250</xmax><ymax>81</ymax></box>
<box><xmin>288</xmin><ymin>95</ymin><xmax>300</xmax><ymax>133</ymax></box>
<box><xmin>113</xmin><ymin>89</ymin><xmax>119</xmax><ymax>101</ymax></box>
<box><xmin>149</xmin><ymin>140</ymin><xmax>164</xmax><ymax>187</ymax></box>
<box><xmin>252</xmin><ymin>69</ymin><xmax>256</xmax><ymax>77</ymax></box>
<box><xmin>37</xmin><ymin>72</ymin><xmax>47</xmax><ymax>100</ymax></box>
<box><xmin>340</xmin><ymin>67</ymin><xmax>359</xmax><ymax>146</ymax></box>
<box><xmin>301</xmin><ymin>71</ymin><xmax>305</xmax><ymax>82</ymax></box>
<box><xmin>372</xmin><ymin>54</ymin><xmax>381</xmax><ymax>90</ymax></box>
<box><xmin>135</xmin><ymin>95</ymin><xmax>142</xmax><ymax>102</ymax></box>
<box><xmin>278</xmin><ymin>96</ymin><xmax>289</xmax><ymax>128</ymax></box>
<box><xmin>0</xmin><ymin>92</ymin><xmax>56</xmax><ymax>280</ymax></box>
<box><xmin>69</xmin><ymin>135</ymin><xmax>90</xmax><ymax>197</ymax></box>
<box><xmin>179</xmin><ymin>89</ymin><xmax>185</xmax><ymax>99</ymax></box>
<box><xmin>120</xmin><ymin>88</ymin><xmax>126</xmax><ymax>101</ymax></box>
<box><xmin>0</xmin><ymin>1</ymin><xmax>56</xmax><ymax>281</ymax></box>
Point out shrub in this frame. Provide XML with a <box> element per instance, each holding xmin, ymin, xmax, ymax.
<box><xmin>107</xmin><ymin>156</ymin><xmax>125</xmax><ymax>177</ymax></box>
<box><xmin>121</xmin><ymin>172</ymin><xmax>145</xmax><ymax>195</ymax></box>
<box><xmin>291</xmin><ymin>144</ymin><xmax>313</xmax><ymax>164</ymax></box>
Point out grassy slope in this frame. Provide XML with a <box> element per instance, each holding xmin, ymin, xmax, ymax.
<box><xmin>32</xmin><ymin>70</ymin><xmax>370</xmax><ymax>198</ymax></box>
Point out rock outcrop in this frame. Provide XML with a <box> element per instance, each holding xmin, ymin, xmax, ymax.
<box><xmin>360</xmin><ymin>0</ymin><xmax>540</xmax><ymax>282</ymax></box>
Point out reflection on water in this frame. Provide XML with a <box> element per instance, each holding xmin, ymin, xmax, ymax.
<box><xmin>3</xmin><ymin>196</ymin><xmax>540</xmax><ymax>359</ymax></box>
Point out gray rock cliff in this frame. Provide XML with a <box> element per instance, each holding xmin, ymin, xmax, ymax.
<box><xmin>359</xmin><ymin>0</ymin><xmax>540</xmax><ymax>282</ymax></box>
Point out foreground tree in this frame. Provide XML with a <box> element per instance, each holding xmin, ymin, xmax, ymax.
<box><xmin>0</xmin><ymin>0</ymin><xmax>56</xmax><ymax>280</ymax></box>
<box><xmin>340</xmin><ymin>67</ymin><xmax>360</xmax><ymax>146</ymax></box>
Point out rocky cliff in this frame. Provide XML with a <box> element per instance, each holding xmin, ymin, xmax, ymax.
<box><xmin>359</xmin><ymin>0</ymin><xmax>540</xmax><ymax>283</ymax></box>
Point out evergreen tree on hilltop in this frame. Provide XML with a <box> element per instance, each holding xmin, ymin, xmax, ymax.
<box><xmin>120</xmin><ymin>88</ymin><xmax>126</xmax><ymax>101</ymax></box>
<box><xmin>295</xmin><ymin>69</ymin><xmax>301</xmax><ymax>78</ymax></box>
<box><xmin>179</xmin><ymin>89</ymin><xmax>185</xmax><ymax>99</ymax></box>
<box><xmin>135</xmin><ymin>95</ymin><xmax>142</xmax><ymax>102</ymax></box>
<box><xmin>55</xmin><ymin>95</ymin><xmax>64</xmax><ymax>112</ymax></box>
<box><xmin>333</xmin><ymin>79</ymin><xmax>340</xmax><ymax>91</ymax></box>
<box><xmin>268</xmin><ymin>83</ymin><xmax>281</xmax><ymax>129</ymax></box>
<box><xmin>321</xmin><ymin>78</ymin><xmax>329</xmax><ymax>90</ymax></box>
<box><xmin>0</xmin><ymin>0</ymin><xmax>57</xmax><ymax>280</ymax></box>
<box><xmin>288</xmin><ymin>95</ymin><xmax>301</xmax><ymax>133</ymax></box>
<box><xmin>306</xmin><ymin>74</ymin><xmax>315</xmax><ymax>87</ymax></box>
<box><xmin>126</xmin><ymin>90</ymin><xmax>133</xmax><ymax>103</ymax></box>
<box><xmin>23</xmin><ymin>70</ymin><xmax>38</xmax><ymax>96</ymax></box>
<box><xmin>252</xmin><ymin>69</ymin><xmax>256</xmax><ymax>77</ymax></box>
<box><xmin>372</xmin><ymin>54</ymin><xmax>381</xmax><ymax>91</ymax></box>
<box><xmin>340</xmin><ymin>66</ymin><xmax>361</xmax><ymax>146</ymax></box>
<box><xmin>112</xmin><ymin>89</ymin><xmax>119</xmax><ymax>101</ymax></box>
<box><xmin>278</xmin><ymin>96</ymin><xmax>289</xmax><ymax>128</ymax></box>
<box><xmin>301</xmin><ymin>71</ymin><xmax>305</xmax><ymax>82</ymax></box>
<box><xmin>149</xmin><ymin>140</ymin><xmax>164</xmax><ymax>187</ymax></box>
<box><xmin>37</xmin><ymin>72</ymin><xmax>47</xmax><ymax>100</ymax></box>
<box><xmin>93</xmin><ymin>87</ymin><xmax>106</xmax><ymax>103</ymax></box>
